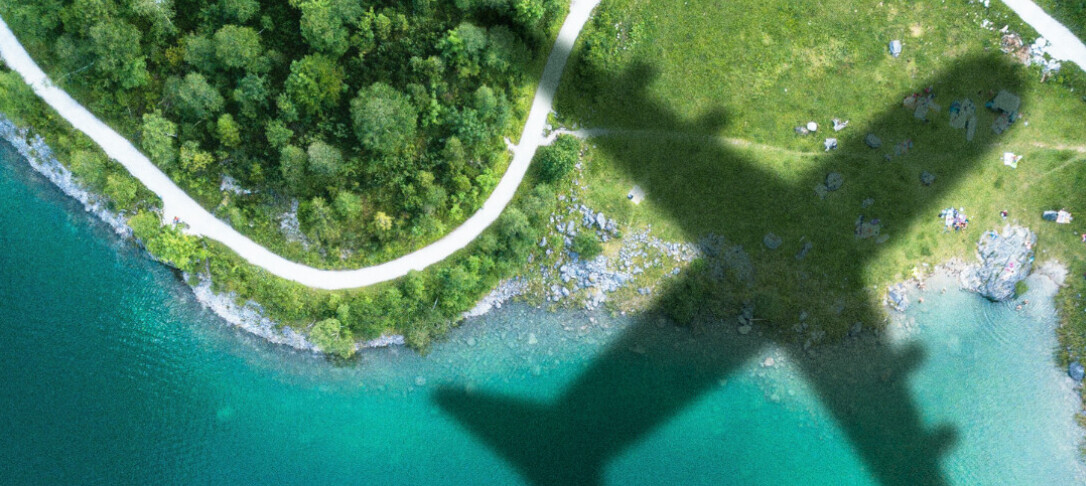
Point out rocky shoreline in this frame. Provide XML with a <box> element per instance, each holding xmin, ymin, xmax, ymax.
<box><xmin>0</xmin><ymin>115</ymin><xmax>327</xmax><ymax>352</ymax></box>
<box><xmin>886</xmin><ymin>224</ymin><xmax>1041</xmax><ymax>313</ymax></box>
<box><xmin>5</xmin><ymin>112</ymin><xmax>1068</xmax><ymax>358</ymax></box>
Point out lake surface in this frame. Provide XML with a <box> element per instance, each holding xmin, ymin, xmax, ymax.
<box><xmin>1</xmin><ymin>140</ymin><xmax>1083</xmax><ymax>484</ymax></box>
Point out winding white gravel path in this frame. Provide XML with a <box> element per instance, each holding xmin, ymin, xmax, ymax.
<box><xmin>0</xmin><ymin>0</ymin><xmax>1080</xmax><ymax>290</ymax></box>
<box><xmin>0</xmin><ymin>0</ymin><xmax>601</xmax><ymax>290</ymax></box>
<box><xmin>1000</xmin><ymin>0</ymin><xmax>1086</xmax><ymax>68</ymax></box>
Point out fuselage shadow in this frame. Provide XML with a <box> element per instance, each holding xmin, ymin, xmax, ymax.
<box><xmin>435</xmin><ymin>54</ymin><xmax>1026</xmax><ymax>485</ymax></box>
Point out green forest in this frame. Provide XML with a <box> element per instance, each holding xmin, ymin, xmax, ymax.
<box><xmin>2</xmin><ymin>0</ymin><xmax>564</xmax><ymax>268</ymax></box>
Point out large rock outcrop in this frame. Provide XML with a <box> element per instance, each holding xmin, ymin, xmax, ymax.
<box><xmin>959</xmin><ymin>225</ymin><xmax>1036</xmax><ymax>301</ymax></box>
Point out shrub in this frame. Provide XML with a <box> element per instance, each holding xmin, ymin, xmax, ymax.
<box><xmin>571</xmin><ymin>231</ymin><xmax>602</xmax><ymax>259</ymax></box>
<box><xmin>310</xmin><ymin>317</ymin><xmax>355</xmax><ymax>358</ymax></box>
<box><xmin>1015</xmin><ymin>280</ymin><xmax>1029</xmax><ymax>298</ymax></box>
<box><xmin>536</xmin><ymin>134</ymin><xmax>579</xmax><ymax>182</ymax></box>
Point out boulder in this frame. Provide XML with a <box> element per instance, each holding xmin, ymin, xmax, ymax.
<box><xmin>920</xmin><ymin>171</ymin><xmax>936</xmax><ymax>186</ymax></box>
<box><xmin>959</xmin><ymin>225</ymin><xmax>1036</xmax><ymax>301</ymax></box>
<box><xmin>795</xmin><ymin>241</ymin><xmax>813</xmax><ymax>260</ymax></box>
<box><xmin>889</xmin><ymin>40</ymin><xmax>902</xmax><ymax>57</ymax></box>
<box><xmin>849</xmin><ymin>322</ymin><xmax>863</xmax><ymax>337</ymax></box>
<box><xmin>763</xmin><ymin>232</ymin><xmax>782</xmax><ymax>250</ymax></box>
<box><xmin>825</xmin><ymin>172</ymin><xmax>844</xmax><ymax>191</ymax></box>
<box><xmin>1071</xmin><ymin>361</ymin><xmax>1085</xmax><ymax>382</ymax></box>
<box><xmin>887</xmin><ymin>284</ymin><xmax>909</xmax><ymax>311</ymax></box>
<box><xmin>865</xmin><ymin>133</ymin><xmax>882</xmax><ymax>148</ymax></box>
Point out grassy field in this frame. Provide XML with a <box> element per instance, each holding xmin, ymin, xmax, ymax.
<box><xmin>551</xmin><ymin>0</ymin><xmax>1086</xmax><ymax>345</ymax></box>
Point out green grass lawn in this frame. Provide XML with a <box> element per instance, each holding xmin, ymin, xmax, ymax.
<box><xmin>553</xmin><ymin>0</ymin><xmax>1086</xmax><ymax>342</ymax></box>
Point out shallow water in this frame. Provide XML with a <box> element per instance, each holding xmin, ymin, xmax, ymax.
<box><xmin>1</xmin><ymin>140</ymin><xmax>1083</xmax><ymax>484</ymax></box>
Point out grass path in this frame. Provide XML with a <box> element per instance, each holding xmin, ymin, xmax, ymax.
<box><xmin>0</xmin><ymin>0</ymin><xmax>601</xmax><ymax>290</ymax></box>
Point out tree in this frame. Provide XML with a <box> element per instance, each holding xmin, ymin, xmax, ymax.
<box><xmin>233</xmin><ymin>74</ymin><xmax>268</xmax><ymax>119</ymax></box>
<box><xmin>61</xmin><ymin>0</ymin><xmax>117</xmax><ymax>37</ymax></box>
<box><xmin>129</xmin><ymin>0</ymin><xmax>177</xmax><ymax>44</ymax></box>
<box><xmin>297</xmin><ymin>0</ymin><xmax>354</xmax><ymax>57</ymax></box>
<box><xmin>303</xmin><ymin>197</ymin><xmax>341</xmax><ymax>246</ymax></box>
<box><xmin>484</xmin><ymin>26</ymin><xmax>529</xmax><ymax>75</ymax></box>
<box><xmin>439</xmin><ymin>22</ymin><xmax>487</xmax><ymax>78</ymax></box>
<box><xmin>438</xmin><ymin>264</ymin><xmax>479</xmax><ymax>313</ymax></box>
<box><xmin>571</xmin><ymin>231</ymin><xmax>602</xmax><ymax>259</ymax></box>
<box><xmin>307</xmin><ymin>140</ymin><xmax>343</xmax><ymax>178</ymax></box>
<box><xmin>513</xmin><ymin>0</ymin><xmax>546</xmax><ymax>28</ymax></box>
<box><xmin>69</xmin><ymin>150</ymin><xmax>107</xmax><ymax>189</ymax></box>
<box><xmin>417</xmin><ymin>171</ymin><xmax>447</xmax><ymax>215</ymax></box>
<box><xmin>333</xmin><ymin>191</ymin><xmax>364</xmax><ymax>220</ymax></box>
<box><xmin>473</xmin><ymin>85</ymin><xmax>498</xmax><ymax>117</ymax></box>
<box><xmin>284</xmin><ymin>54</ymin><xmax>345</xmax><ymax>116</ymax></box>
<box><xmin>374</xmin><ymin>211</ymin><xmax>393</xmax><ymax>233</ymax></box>
<box><xmin>279</xmin><ymin>145</ymin><xmax>307</xmax><ymax>189</ymax></box>
<box><xmin>452</xmin><ymin>107</ymin><xmax>488</xmax><ymax>150</ymax></box>
<box><xmin>88</xmin><ymin>20</ymin><xmax>150</xmax><ymax>89</ymax></box>
<box><xmin>265</xmin><ymin>119</ymin><xmax>293</xmax><ymax>149</ymax></box>
<box><xmin>132</xmin><ymin>213</ymin><xmax>207</xmax><ymax>273</ymax></box>
<box><xmin>179</xmin><ymin>140</ymin><xmax>215</xmax><ymax>173</ymax></box>
<box><xmin>141</xmin><ymin>111</ymin><xmax>178</xmax><ymax>168</ymax></box>
<box><xmin>181</xmin><ymin>34</ymin><xmax>217</xmax><ymax>72</ymax></box>
<box><xmin>400</xmin><ymin>270</ymin><xmax>428</xmax><ymax>302</ymax></box>
<box><xmin>310</xmin><ymin>317</ymin><xmax>354</xmax><ymax>358</ymax></box>
<box><xmin>497</xmin><ymin>206</ymin><xmax>535</xmax><ymax>259</ymax></box>
<box><xmin>167</xmin><ymin>73</ymin><xmax>224</xmax><ymax>121</ymax></box>
<box><xmin>442</xmin><ymin>136</ymin><xmax>467</xmax><ymax>172</ymax></box>
<box><xmin>213</xmin><ymin>25</ymin><xmax>263</xmax><ymax>71</ymax></box>
<box><xmin>351</xmin><ymin>82</ymin><xmax>417</xmax><ymax>155</ymax></box>
<box><xmin>217</xmin><ymin>113</ymin><xmax>241</xmax><ymax>148</ymax></box>
<box><xmin>536</xmin><ymin>134</ymin><xmax>579</xmax><ymax>182</ymax></box>
<box><xmin>219</xmin><ymin>0</ymin><xmax>259</xmax><ymax>23</ymax></box>
<box><xmin>105</xmin><ymin>173</ymin><xmax>138</xmax><ymax>209</ymax></box>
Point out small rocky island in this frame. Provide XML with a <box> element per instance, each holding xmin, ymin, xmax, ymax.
<box><xmin>960</xmin><ymin>225</ymin><xmax>1037</xmax><ymax>301</ymax></box>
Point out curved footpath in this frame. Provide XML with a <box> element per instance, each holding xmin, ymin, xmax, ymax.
<box><xmin>0</xmin><ymin>0</ymin><xmax>1080</xmax><ymax>290</ymax></box>
<box><xmin>0</xmin><ymin>0</ymin><xmax>601</xmax><ymax>290</ymax></box>
<box><xmin>1002</xmin><ymin>0</ymin><xmax>1086</xmax><ymax>68</ymax></box>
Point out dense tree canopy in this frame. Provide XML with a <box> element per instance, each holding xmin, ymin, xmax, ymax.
<box><xmin>352</xmin><ymin>82</ymin><xmax>417</xmax><ymax>156</ymax></box>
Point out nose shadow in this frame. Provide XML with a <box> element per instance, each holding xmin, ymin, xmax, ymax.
<box><xmin>434</xmin><ymin>52</ymin><xmax>1025</xmax><ymax>485</ymax></box>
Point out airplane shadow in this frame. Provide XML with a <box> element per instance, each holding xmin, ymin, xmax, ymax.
<box><xmin>434</xmin><ymin>39</ymin><xmax>1026</xmax><ymax>486</ymax></box>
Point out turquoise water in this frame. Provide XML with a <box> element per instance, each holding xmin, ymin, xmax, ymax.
<box><xmin>1</xmin><ymin>140</ymin><xmax>1084</xmax><ymax>485</ymax></box>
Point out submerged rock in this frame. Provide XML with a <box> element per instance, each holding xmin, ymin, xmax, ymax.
<box><xmin>887</xmin><ymin>284</ymin><xmax>909</xmax><ymax>312</ymax></box>
<box><xmin>959</xmin><ymin>225</ymin><xmax>1036</xmax><ymax>301</ymax></box>
<box><xmin>1070</xmin><ymin>362</ymin><xmax>1085</xmax><ymax>382</ymax></box>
